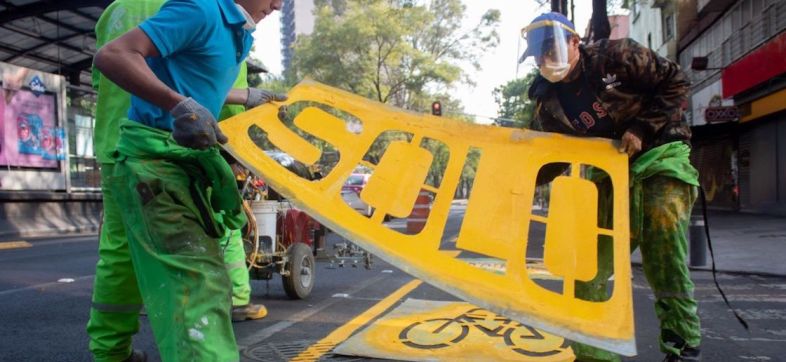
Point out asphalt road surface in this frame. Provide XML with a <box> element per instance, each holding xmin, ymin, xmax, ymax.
<box><xmin>0</xmin><ymin>203</ymin><xmax>783</xmax><ymax>361</ymax></box>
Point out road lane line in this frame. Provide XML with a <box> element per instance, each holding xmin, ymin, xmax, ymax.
<box><xmin>290</xmin><ymin>279</ymin><xmax>422</xmax><ymax>362</ymax></box>
<box><xmin>237</xmin><ymin>273</ymin><xmax>392</xmax><ymax>348</ymax></box>
<box><xmin>0</xmin><ymin>241</ymin><xmax>32</xmax><ymax>250</ymax></box>
<box><xmin>0</xmin><ymin>274</ymin><xmax>94</xmax><ymax>296</ymax></box>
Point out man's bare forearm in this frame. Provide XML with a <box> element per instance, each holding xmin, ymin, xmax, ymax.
<box><xmin>225</xmin><ymin>88</ymin><xmax>249</xmax><ymax>106</ymax></box>
<box><xmin>93</xmin><ymin>30</ymin><xmax>184</xmax><ymax>112</ymax></box>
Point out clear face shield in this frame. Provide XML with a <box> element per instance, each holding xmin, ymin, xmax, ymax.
<box><xmin>519</xmin><ymin>20</ymin><xmax>576</xmax><ymax>83</ymax></box>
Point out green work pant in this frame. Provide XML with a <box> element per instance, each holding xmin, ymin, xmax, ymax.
<box><xmin>220</xmin><ymin>227</ymin><xmax>251</xmax><ymax>306</ymax></box>
<box><xmin>572</xmin><ymin>176</ymin><xmax>701</xmax><ymax>361</ymax></box>
<box><xmin>87</xmin><ymin>163</ymin><xmax>144</xmax><ymax>362</ymax></box>
<box><xmin>107</xmin><ymin>155</ymin><xmax>239</xmax><ymax>361</ymax></box>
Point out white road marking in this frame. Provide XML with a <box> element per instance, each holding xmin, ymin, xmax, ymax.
<box><xmin>738</xmin><ymin>309</ymin><xmax>786</xmax><ymax>320</ymax></box>
<box><xmin>237</xmin><ymin>273</ymin><xmax>390</xmax><ymax>348</ymax></box>
<box><xmin>698</xmin><ymin>295</ymin><xmax>786</xmax><ymax>303</ymax></box>
<box><xmin>764</xmin><ymin>329</ymin><xmax>786</xmax><ymax>336</ymax></box>
<box><xmin>760</xmin><ymin>284</ymin><xmax>786</xmax><ymax>290</ymax></box>
<box><xmin>0</xmin><ymin>275</ymin><xmax>93</xmax><ymax>296</ymax></box>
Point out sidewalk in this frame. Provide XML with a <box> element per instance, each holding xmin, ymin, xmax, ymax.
<box><xmin>631</xmin><ymin>209</ymin><xmax>786</xmax><ymax>277</ymax></box>
<box><xmin>455</xmin><ymin>200</ymin><xmax>786</xmax><ymax>275</ymax></box>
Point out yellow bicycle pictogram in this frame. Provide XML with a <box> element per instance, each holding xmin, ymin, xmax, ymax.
<box><xmin>331</xmin><ymin>299</ymin><xmax>575</xmax><ymax>361</ymax></box>
<box><xmin>399</xmin><ymin>307</ymin><xmax>570</xmax><ymax>358</ymax></box>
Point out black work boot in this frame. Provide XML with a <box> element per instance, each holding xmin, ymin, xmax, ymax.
<box><xmin>122</xmin><ymin>349</ymin><xmax>147</xmax><ymax>362</ymax></box>
<box><xmin>663</xmin><ymin>346</ymin><xmax>701</xmax><ymax>362</ymax></box>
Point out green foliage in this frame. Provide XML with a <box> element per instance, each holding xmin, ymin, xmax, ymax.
<box><xmin>254</xmin><ymin>74</ymin><xmax>291</xmax><ymax>95</ymax></box>
<box><xmin>291</xmin><ymin>0</ymin><xmax>499</xmax><ymax>110</ymax></box>
<box><xmin>492</xmin><ymin>68</ymin><xmax>539</xmax><ymax>128</ymax></box>
<box><xmin>67</xmin><ymin>94</ymin><xmax>97</xmax><ymax>118</ymax></box>
<box><xmin>289</xmin><ymin>0</ymin><xmax>500</xmax><ymax>197</ymax></box>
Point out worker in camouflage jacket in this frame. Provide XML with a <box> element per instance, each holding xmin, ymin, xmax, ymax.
<box><xmin>520</xmin><ymin>12</ymin><xmax>702</xmax><ymax>362</ymax></box>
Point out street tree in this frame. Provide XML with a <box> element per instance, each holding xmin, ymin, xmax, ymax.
<box><xmin>493</xmin><ymin>68</ymin><xmax>539</xmax><ymax>129</ymax></box>
<box><xmin>291</xmin><ymin>0</ymin><xmax>500</xmax><ymax>110</ymax></box>
<box><xmin>290</xmin><ymin>0</ymin><xmax>500</xmax><ymax>193</ymax></box>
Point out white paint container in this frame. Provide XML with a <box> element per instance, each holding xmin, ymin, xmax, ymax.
<box><xmin>251</xmin><ymin>200</ymin><xmax>278</xmax><ymax>253</ymax></box>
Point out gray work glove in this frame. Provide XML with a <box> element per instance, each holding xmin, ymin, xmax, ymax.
<box><xmin>245</xmin><ymin>88</ymin><xmax>288</xmax><ymax>109</ymax></box>
<box><xmin>170</xmin><ymin>97</ymin><xmax>227</xmax><ymax>149</ymax></box>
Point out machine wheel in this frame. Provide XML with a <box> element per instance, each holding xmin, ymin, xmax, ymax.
<box><xmin>282</xmin><ymin>242</ymin><xmax>315</xmax><ymax>299</ymax></box>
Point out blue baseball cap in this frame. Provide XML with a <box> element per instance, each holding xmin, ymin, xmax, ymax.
<box><xmin>519</xmin><ymin>12</ymin><xmax>578</xmax><ymax>63</ymax></box>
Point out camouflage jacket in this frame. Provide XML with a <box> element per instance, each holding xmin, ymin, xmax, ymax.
<box><xmin>528</xmin><ymin>38</ymin><xmax>692</xmax><ymax>155</ymax></box>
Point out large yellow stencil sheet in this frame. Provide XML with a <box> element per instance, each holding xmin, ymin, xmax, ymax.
<box><xmin>220</xmin><ymin>80</ymin><xmax>635</xmax><ymax>356</ymax></box>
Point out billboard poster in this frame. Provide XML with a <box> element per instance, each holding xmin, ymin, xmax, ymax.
<box><xmin>0</xmin><ymin>87</ymin><xmax>61</xmax><ymax>168</ymax></box>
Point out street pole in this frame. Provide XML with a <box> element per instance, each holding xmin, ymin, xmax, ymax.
<box><xmin>689</xmin><ymin>216</ymin><xmax>707</xmax><ymax>267</ymax></box>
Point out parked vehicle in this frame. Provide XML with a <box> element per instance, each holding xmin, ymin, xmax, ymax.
<box><xmin>341</xmin><ymin>173</ymin><xmax>372</xmax><ymax>216</ymax></box>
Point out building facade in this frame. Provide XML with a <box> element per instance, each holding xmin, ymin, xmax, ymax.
<box><xmin>281</xmin><ymin>0</ymin><xmax>316</xmax><ymax>73</ymax></box>
<box><xmin>627</xmin><ymin>0</ymin><xmax>697</xmax><ymax>60</ymax></box>
<box><xmin>678</xmin><ymin>0</ymin><xmax>786</xmax><ymax>215</ymax></box>
<box><xmin>630</xmin><ymin>0</ymin><xmax>786</xmax><ymax>215</ymax></box>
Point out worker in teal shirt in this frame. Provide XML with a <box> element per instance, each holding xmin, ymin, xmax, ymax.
<box><xmin>88</xmin><ymin>1</ymin><xmax>282</xmax><ymax>360</ymax></box>
<box><xmin>92</xmin><ymin>0</ymin><xmax>285</xmax><ymax>360</ymax></box>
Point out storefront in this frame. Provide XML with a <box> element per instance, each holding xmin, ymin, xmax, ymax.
<box><xmin>0</xmin><ymin>62</ymin><xmax>101</xmax><ymax>238</ymax></box>
<box><xmin>689</xmin><ymin>79</ymin><xmax>740</xmax><ymax>210</ymax></box>
<box><xmin>1</xmin><ymin>62</ymin><xmax>69</xmax><ymax>190</ymax></box>
<box><xmin>722</xmin><ymin>31</ymin><xmax>786</xmax><ymax>215</ymax></box>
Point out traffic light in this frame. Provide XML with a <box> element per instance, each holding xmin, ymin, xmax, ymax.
<box><xmin>431</xmin><ymin>101</ymin><xmax>442</xmax><ymax>116</ymax></box>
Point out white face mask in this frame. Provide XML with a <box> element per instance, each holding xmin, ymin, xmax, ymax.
<box><xmin>540</xmin><ymin>61</ymin><xmax>571</xmax><ymax>83</ymax></box>
<box><xmin>235</xmin><ymin>4</ymin><xmax>257</xmax><ymax>30</ymax></box>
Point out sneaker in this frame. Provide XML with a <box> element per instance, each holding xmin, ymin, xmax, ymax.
<box><xmin>663</xmin><ymin>347</ymin><xmax>701</xmax><ymax>362</ymax></box>
<box><xmin>231</xmin><ymin>303</ymin><xmax>268</xmax><ymax>322</ymax></box>
<box><xmin>122</xmin><ymin>350</ymin><xmax>147</xmax><ymax>362</ymax></box>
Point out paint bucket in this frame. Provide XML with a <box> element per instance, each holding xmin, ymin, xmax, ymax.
<box><xmin>251</xmin><ymin>200</ymin><xmax>278</xmax><ymax>253</ymax></box>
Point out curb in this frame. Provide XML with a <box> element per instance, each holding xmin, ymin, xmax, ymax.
<box><xmin>0</xmin><ymin>227</ymin><xmax>100</xmax><ymax>242</ymax></box>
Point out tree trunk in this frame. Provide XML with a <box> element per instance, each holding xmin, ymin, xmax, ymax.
<box><xmin>551</xmin><ymin>0</ymin><xmax>568</xmax><ymax>15</ymax></box>
<box><xmin>590</xmin><ymin>0</ymin><xmax>611</xmax><ymax>42</ymax></box>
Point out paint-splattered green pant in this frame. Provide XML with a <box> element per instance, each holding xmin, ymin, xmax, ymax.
<box><xmin>87</xmin><ymin>169</ymin><xmax>251</xmax><ymax>361</ymax></box>
<box><xmin>572</xmin><ymin>176</ymin><xmax>700</xmax><ymax>361</ymax></box>
<box><xmin>87</xmin><ymin>163</ymin><xmax>144</xmax><ymax>362</ymax></box>
<box><xmin>107</xmin><ymin>155</ymin><xmax>239</xmax><ymax>361</ymax></box>
<box><xmin>219</xmin><ymin>226</ymin><xmax>252</xmax><ymax>306</ymax></box>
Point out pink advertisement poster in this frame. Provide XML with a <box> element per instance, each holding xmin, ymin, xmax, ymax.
<box><xmin>0</xmin><ymin>88</ymin><xmax>63</xmax><ymax>168</ymax></box>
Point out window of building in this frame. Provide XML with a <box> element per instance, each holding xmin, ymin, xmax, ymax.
<box><xmin>67</xmin><ymin>103</ymin><xmax>100</xmax><ymax>190</ymax></box>
<box><xmin>752</xmin><ymin>0</ymin><xmax>763</xmax><ymax>16</ymax></box>
<box><xmin>662</xmin><ymin>12</ymin><xmax>675</xmax><ymax>41</ymax></box>
<box><xmin>732</xmin><ymin>4</ymin><xmax>741</xmax><ymax>30</ymax></box>
<box><xmin>742</xmin><ymin>0</ymin><xmax>752</xmax><ymax>24</ymax></box>
<box><xmin>710</xmin><ymin>23</ymin><xmax>720</xmax><ymax>52</ymax></box>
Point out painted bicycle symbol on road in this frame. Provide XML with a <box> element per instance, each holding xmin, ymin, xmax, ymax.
<box><xmin>398</xmin><ymin>307</ymin><xmax>571</xmax><ymax>358</ymax></box>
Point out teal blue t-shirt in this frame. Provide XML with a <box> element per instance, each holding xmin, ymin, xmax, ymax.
<box><xmin>129</xmin><ymin>0</ymin><xmax>254</xmax><ymax>131</ymax></box>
